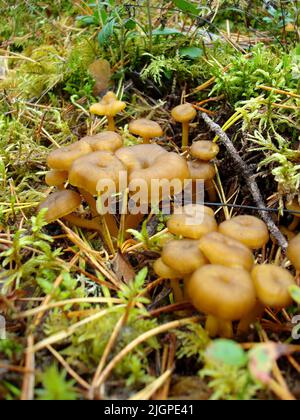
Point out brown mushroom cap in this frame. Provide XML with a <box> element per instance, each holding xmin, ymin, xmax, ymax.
<box><xmin>199</xmin><ymin>232</ymin><xmax>254</xmax><ymax>271</ymax></box>
<box><xmin>38</xmin><ymin>190</ymin><xmax>81</xmax><ymax>223</ymax></box>
<box><xmin>115</xmin><ymin>144</ymin><xmax>167</xmax><ymax>172</ymax></box>
<box><xmin>188</xmin><ymin>160</ymin><xmax>216</xmax><ymax>181</ymax></box>
<box><xmin>47</xmin><ymin>141</ymin><xmax>92</xmax><ymax>171</ymax></box>
<box><xmin>219</xmin><ymin>215</ymin><xmax>269</xmax><ymax>249</ymax></box>
<box><xmin>251</xmin><ymin>265</ymin><xmax>295</xmax><ymax>308</ymax></box>
<box><xmin>171</xmin><ymin>103</ymin><xmax>197</xmax><ymax>123</ymax></box>
<box><xmin>129</xmin><ymin>119</ymin><xmax>163</xmax><ymax>140</ymax></box>
<box><xmin>187</xmin><ymin>265</ymin><xmax>256</xmax><ymax>321</ymax></box>
<box><xmin>190</xmin><ymin>141</ymin><xmax>220</xmax><ymax>161</ymax></box>
<box><xmin>162</xmin><ymin>239</ymin><xmax>207</xmax><ymax>275</ymax></box>
<box><xmin>69</xmin><ymin>151</ymin><xmax>126</xmax><ymax>195</ymax></box>
<box><xmin>153</xmin><ymin>257</ymin><xmax>181</xmax><ymax>279</ymax></box>
<box><xmin>167</xmin><ymin>204</ymin><xmax>217</xmax><ymax>239</ymax></box>
<box><xmin>81</xmin><ymin>131</ymin><xmax>123</xmax><ymax>152</ymax></box>
<box><xmin>45</xmin><ymin>170</ymin><xmax>68</xmax><ymax>187</ymax></box>
<box><xmin>129</xmin><ymin>152</ymin><xmax>189</xmax><ymax>200</ymax></box>
<box><xmin>89</xmin><ymin>92</ymin><xmax>126</xmax><ymax>117</ymax></box>
<box><xmin>286</xmin><ymin>199</ymin><xmax>300</xmax><ymax>216</ymax></box>
<box><xmin>287</xmin><ymin>233</ymin><xmax>300</xmax><ymax>270</ymax></box>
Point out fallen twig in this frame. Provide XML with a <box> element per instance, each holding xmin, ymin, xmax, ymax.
<box><xmin>200</xmin><ymin>112</ymin><xmax>288</xmax><ymax>251</ymax></box>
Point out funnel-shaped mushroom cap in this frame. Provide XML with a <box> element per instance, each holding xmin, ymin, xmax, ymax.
<box><xmin>69</xmin><ymin>151</ymin><xmax>126</xmax><ymax>195</ymax></box>
<box><xmin>90</xmin><ymin>92</ymin><xmax>126</xmax><ymax>117</ymax></box>
<box><xmin>199</xmin><ymin>232</ymin><xmax>254</xmax><ymax>271</ymax></box>
<box><xmin>38</xmin><ymin>190</ymin><xmax>81</xmax><ymax>223</ymax></box>
<box><xmin>188</xmin><ymin>265</ymin><xmax>256</xmax><ymax>321</ymax></box>
<box><xmin>252</xmin><ymin>265</ymin><xmax>295</xmax><ymax>308</ymax></box>
<box><xmin>219</xmin><ymin>215</ymin><xmax>269</xmax><ymax>249</ymax></box>
<box><xmin>47</xmin><ymin>141</ymin><xmax>92</xmax><ymax>171</ymax></box>
<box><xmin>286</xmin><ymin>199</ymin><xmax>300</xmax><ymax>216</ymax></box>
<box><xmin>171</xmin><ymin>103</ymin><xmax>197</xmax><ymax>123</ymax></box>
<box><xmin>188</xmin><ymin>161</ymin><xmax>216</xmax><ymax>181</ymax></box>
<box><xmin>81</xmin><ymin>132</ymin><xmax>123</xmax><ymax>153</ymax></box>
<box><xmin>190</xmin><ymin>141</ymin><xmax>220</xmax><ymax>161</ymax></box>
<box><xmin>116</xmin><ymin>144</ymin><xmax>167</xmax><ymax>172</ymax></box>
<box><xmin>129</xmin><ymin>119</ymin><xmax>163</xmax><ymax>140</ymax></box>
<box><xmin>45</xmin><ymin>170</ymin><xmax>68</xmax><ymax>187</ymax></box>
<box><xmin>162</xmin><ymin>239</ymin><xmax>207</xmax><ymax>275</ymax></box>
<box><xmin>167</xmin><ymin>204</ymin><xmax>217</xmax><ymax>239</ymax></box>
<box><xmin>153</xmin><ymin>258</ymin><xmax>181</xmax><ymax>279</ymax></box>
<box><xmin>287</xmin><ymin>234</ymin><xmax>300</xmax><ymax>270</ymax></box>
<box><xmin>129</xmin><ymin>152</ymin><xmax>189</xmax><ymax>201</ymax></box>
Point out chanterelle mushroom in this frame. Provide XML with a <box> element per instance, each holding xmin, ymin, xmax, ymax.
<box><xmin>129</xmin><ymin>119</ymin><xmax>163</xmax><ymax>144</ymax></box>
<box><xmin>162</xmin><ymin>239</ymin><xmax>207</xmax><ymax>275</ymax></box>
<box><xmin>171</xmin><ymin>103</ymin><xmax>197</xmax><ymax>150</ymax></box>
<box><xmin>188</xmin><ymin>265</ymin><xmax>256</xmax><ymax>338</ymax></box>
<box><xmin>199</xmin><ymin>232</ymin><xmax>254</xmax><ymax>271</ymax></box>
<box><xmin>219</xmin><ymin>215</ymin><xmax>269</xmax><ymax>249</ymax></box>
<box><xmin>167</xmin><ymin>204</ymin><xmax>217</xmax><ymax>239</ymax></box>
<box><xmin>81</xmin><ymin>131</ymin><xmax>123</xmax><ymax>153</ymax></box>
<box><xmin>287</xmin><ymin>233</ymin><xmax>300</xmax><ymax>271</ymax></box>
<box><xmin>190</xmin><ymin>141</ymin><xmax>219</xmax><ymax>161</ymax></box>
<box><xmin>38</xmin><ymin>190</ymin><xmax>81</xmax><ymax>223</ymax></box>
<box><xmin>90</xmin><ymin>92</ymin><xmax>126</xmax><ymax>131</ymax></box>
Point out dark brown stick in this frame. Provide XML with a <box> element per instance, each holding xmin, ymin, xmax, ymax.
<box><xmin>200</xmin><ymin>112</ymin><xmax>288</xmax><ymax>251</ymax></box>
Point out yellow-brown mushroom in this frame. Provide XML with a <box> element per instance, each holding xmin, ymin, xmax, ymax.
<box><xmin>90</xmin><ymin>92</ymin><xmax>126</xmax><ymax>131</ymax></box>
<box><xmin>219</xmin><ymin>215</ymin><xmax>269</xmax><ymax>249</ymax></box>
<box><xmin>129</xmin><ymin>119</ymin><xmax>163</xmax><ymax>144</ymax></box>
<box><xmin>171</xmin><ymin>103</ymin><xmax>197</xmax><ymax>150</ymax></box>
<box><xmin>187</xmin><ymin>265</ymin><xmax>256</xmax><ymax>338</ymax></box>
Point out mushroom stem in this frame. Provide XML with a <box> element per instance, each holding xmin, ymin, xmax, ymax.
<box><xmin>171</xmin><ymin>279</ymin><xmax>184</xmax><ymax>303</ymax></box>
<box><xmin>288</xmin><ymin>216</ymin><xmax>300</xmax><ymax>232</ymax></box>
<box><xmin>205</xmin><ymin>316</ymin><xmax>233</xmax><ymax>338</ymax></box>
<box><xmin>205</xmin><ymin>315</ymin><xmax>219</xmax><ymax>338</ymax></box>
<box><xmin>79</xmin><ymin>189</ymin><xmax>98</xmax><ymax>216</ymax></box>
<box><xmin>237</xmin><ymin>301</ymin><xmax>265</xmax><ymax>335</ymax></box>
<box><xmin>182</xmin><ymin>122</ymin><xmax>189</xmax><ymax>150</ymax></box>
<box><xmin>107</xmin><ymin>116</ymin><xmax>116</xmax><ymax>132</ymax></box>
<box><xmin>205</xmin><ymin>179</ymin><xmax>217</xmax><ymax>202</ymax></box>
<box><xmin>142</xmin><ymin>136</ymin><xmax>151</xmax><ymax>145</ymax></box>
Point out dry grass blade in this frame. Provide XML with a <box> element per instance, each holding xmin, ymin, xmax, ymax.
<box><xmin>94</xmin><ymin>317</ymin><xmax>199</xmax><ymax>389</ymax></box>
<box><xmin>128</xmin><ymin>369</ymin><xmax>173</xmax><ymax>400</ymax></box>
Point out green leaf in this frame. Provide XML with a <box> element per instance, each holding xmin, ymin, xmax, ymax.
<box><xmin>124</xmin><ymin>18</ymin><xmax>136</xmax><ymax>30</ymax></box>
<box><xmin>134</xmin><ymin>267</ymin><xmax>148</xmax><ymax>289</ymax></box>
<box><xmin>180</xmin><ymin>46</ymin><xmax>203</xmax><ymax>59</ymax></box>
<box><xmin>172</xmin><ymin>0</ymin><xmax>199</xmax><ymax>15</ymax></box>
<box><xmin>206</xmin><ymin>339</ymin><xmax>248</xmax><ymax>368</ymax></box>
<box><xmin>152</xmin><ymin>28</ymin><xmax>183</xmax><ymax>36</ymax></box>
<box><xmin>289</xmin><ymin>285</ymin><xmax>300</xmax><ymax>304</ymax></box>
<box><xmin>98</xmin><ymin>19</ymin><xmax>116</xmax><ymax>46</ymax></box>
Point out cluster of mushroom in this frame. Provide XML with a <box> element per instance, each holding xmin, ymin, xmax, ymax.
<box><xmin>39</xmin><ymin>93</ymin><xmax>221</xmax><ymax>249</ymax></box>
<box><xmin>154</xmin><ymin>204</ymin><xmax>296</xmax><ymax>338</ymax></box>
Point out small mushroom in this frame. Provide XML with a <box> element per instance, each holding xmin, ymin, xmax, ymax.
<box><xmin>81</xmin><ymin>131</ymin><xmax>123</xmax><ymax>153</ymax></box>
<box><xmin>47</xmin><ymin>141</ymin><xmax>92</xmax><ymax>171</ymax></box>
<box><xmin>188</xmin><ymin>160</ymin><xmax>217</xmax><ymax>202</ymax></box>
<box><xmin>167</xmin><ymin>204</ymin><xmax>217</xmax><ymax>239</ymax></box>
<box><xmin>153</xmin><ymin>257</ymin><xmax>183</xmax><ymax>302</ymax></box>
<box><xmin>287</xmin><ymin>233</ymin><xmax>300</xmax><ymax>271</ymax></box>
<box><xmin>116</xmin><ymin>144</ymin><xmax>167</xmax><ymax>171</ymax></box>
<box><xmin>238</xmin><ymin>264</ymin><xmax>295</xmax><ymax>334</ymax></box>
<box><xmin>198</xmin><ymin>232</ymin><xmax>254</xmax><ymax>271</ymax></box>
<box><xmin>45</xmin><ymin>170</ymin><xmax>68</xmax><ymax>188</ymax></box>
<box><xmin>252</xmin><ymin>264</ymin><xmax>295</xmax><ymax>308</ymax></box>
<box><xmin>187</xmin><ymin>265</ymin><xmax>256</xmax><ymax>338</ymax></box>
<box><xmin>286</xmin><ymin>199</ymin><xmax>300</xmax><ymax>231</ymax></box>
<box><xmin>219</xmin><ymin>215</ymin><xmax>269</xmax><ymax>249</ymax></box>
<box><xmin>38</xmin><ymin>190</ymin><xmax>81</xmax><ymax>223</ymax></box>
<box><xmin>162</xmin><ymin>239</ymin><xmax>207</xmax><ymax>275</ymax></box>
<box><xmin>190</xmin><ymin>141</ymin><xmax>220</xmax><ymax>161</ymax></box>
<box><xmin>90</xmin><ymin>92</ymin><xmax>126</xmax><ymax>131</ymax></box>
<box><xmin>129</xmin><ymin>119</ymin><xmax>163</xmax><ymax>144</ymax></box>
<box><xmin>171</xmin><ymin>103</ymin><xmax>197</xmax><ymax>150</ymax></box>
<box><xmin>69</xmin><ymin>151</ymin><xmax>126</xmax><ymax>196</ymax></box>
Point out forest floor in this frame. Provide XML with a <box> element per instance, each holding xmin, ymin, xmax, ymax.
<box><xmin>1</xmin><ymin>0</ymin><xmax>300</xmax><ymax>400</ymax></box>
